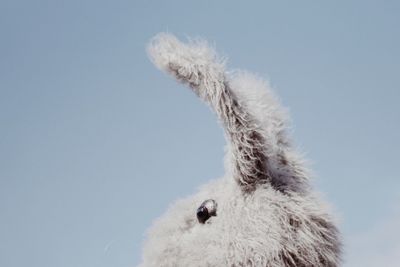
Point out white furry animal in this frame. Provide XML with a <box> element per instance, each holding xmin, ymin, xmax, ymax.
<box><xmin>139</xmin><ymin>33</ymin><xmax>341</xmax><ymax>267</ymax></box>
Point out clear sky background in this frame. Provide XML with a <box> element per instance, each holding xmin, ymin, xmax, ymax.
<box><xmin>1</xmin><ymin>1</ymin><xmax>399</xmax><ymax>266</ymax></box>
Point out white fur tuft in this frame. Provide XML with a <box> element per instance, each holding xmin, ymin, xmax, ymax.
<box><xmin>140</xmin><ymin>33</ymin><xmax>342</xmax><ymax>267</ymax></box>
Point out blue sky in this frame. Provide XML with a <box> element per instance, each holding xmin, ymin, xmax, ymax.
<box><xmin>1</xmin><ymin>1</ymin><xmax>399</xmax><ymax>266</ymax></box>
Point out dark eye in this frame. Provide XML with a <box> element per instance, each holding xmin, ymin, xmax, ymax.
<box><xmin>196</xmin><ymin>199</ymin><xmax>217</xmax><ymax>224</ymax></box>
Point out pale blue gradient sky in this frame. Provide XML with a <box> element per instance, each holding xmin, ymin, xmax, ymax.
<box><xmin>1</xmin><ymin>1</ymin><xmax>399</xmax><ymax>266</ymax></box>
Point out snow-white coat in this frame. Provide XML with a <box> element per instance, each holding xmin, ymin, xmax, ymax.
<box><xmin>139</xmin><ymin>33</ymin><xmax>341</xmax><ymax>267</ymax></box>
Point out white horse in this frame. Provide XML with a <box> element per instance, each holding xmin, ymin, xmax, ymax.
<box><xmin>139</xmin><ymin>33</ymin><xmax>341</xmax><ymax>267</ymax></box>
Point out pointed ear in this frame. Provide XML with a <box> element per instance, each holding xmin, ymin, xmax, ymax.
<box><xmin>148</xmin><ymin>33</ymin><xmax>309</xmax><ymax>193</ymax></box>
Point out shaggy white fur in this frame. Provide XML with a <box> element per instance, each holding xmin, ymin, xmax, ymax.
<box><xmin>139</xmin><ymin>33</ymin><xmax>341</xmax><ymax>267</ymax></box>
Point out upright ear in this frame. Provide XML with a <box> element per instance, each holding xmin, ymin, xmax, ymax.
<box><xmin>148</xmin><ymin>33</ymin><xmax>309</xmax><ymax>193</ymax></box>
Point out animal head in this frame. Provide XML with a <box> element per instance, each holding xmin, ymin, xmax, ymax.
<box><xmin>139</xmin><ymin>33</ymin><xmax>341</xmax><ymax>267</ymax></box>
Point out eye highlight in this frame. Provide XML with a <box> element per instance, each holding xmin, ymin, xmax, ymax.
<box><xmin>196</xmin><ymin>199</ymin><xmax>217</xmax><ymax>224</ymax></box>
